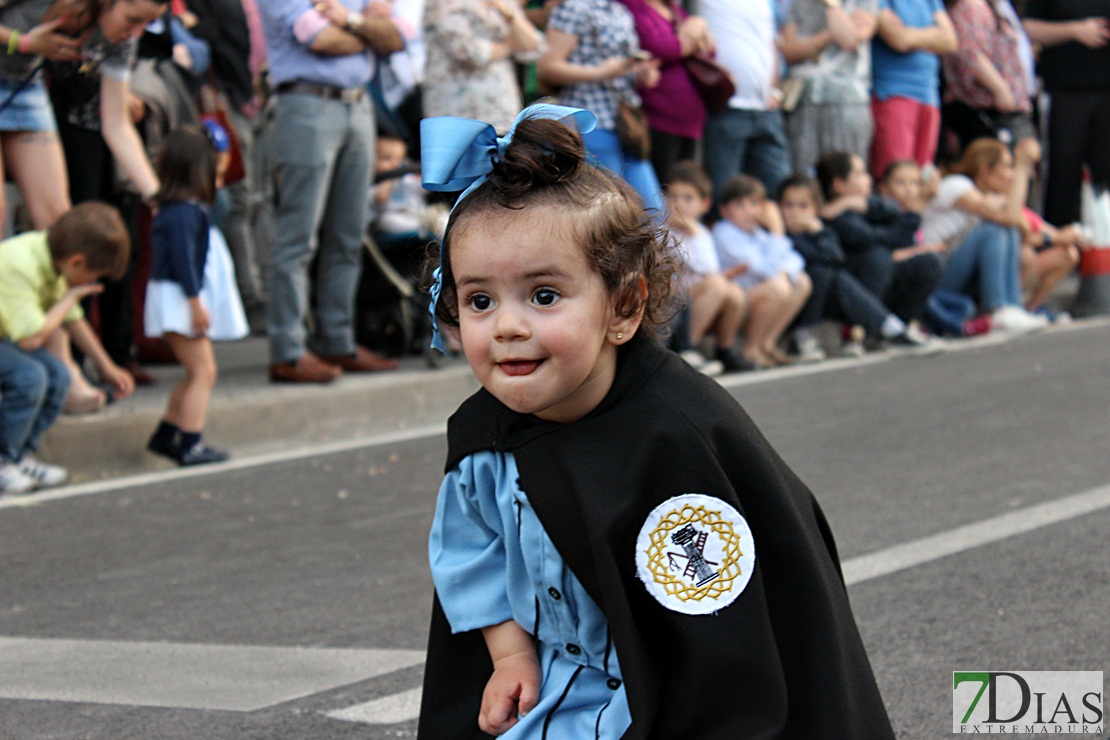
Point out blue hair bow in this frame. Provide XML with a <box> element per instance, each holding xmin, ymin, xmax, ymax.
<box><xmin>420</xmin><ymin>103</ymin><xmax>598</xmax><ymax>354</ymax></box>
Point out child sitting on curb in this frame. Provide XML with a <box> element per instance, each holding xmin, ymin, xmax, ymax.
<box><xmin>712</xmin><ymin>174</ymin><xmax>812</xmax><ymax>368</ymax></box>
<box><xmin>0</xmin><ymin>203</ymin><xmax>136</xmax><ymax>494</ymax></box>
<box><xmin>664</xmin><ymin>161</ymin><xmax>749</xmax><ymax>374</ymax></box>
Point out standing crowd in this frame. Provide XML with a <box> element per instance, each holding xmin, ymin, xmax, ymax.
<box><xmin>1</xmin><ymin>0</ymin><xmax>1108</xmax><ymax>493</ymax></box>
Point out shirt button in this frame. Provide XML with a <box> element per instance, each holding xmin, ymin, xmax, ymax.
<box><xmin>547</xmin><ymin>587</ymin><xmax>562</xmax><ymax>600</ymax></box>
<box><xmin>565</xmin><ymin>643</ymin><xmax>581</xmax><ymax>655</ymax></box>
<box><xmin>607</xmin><ymin>678</ymin><xmax>622</xmax><ymax>690</ymax></box>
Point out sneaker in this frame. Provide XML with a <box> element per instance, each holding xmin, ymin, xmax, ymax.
<box><xmin>678</xmin><ymin>349</ymin><xmax>725</xmax><ymax>377</ymax></box>
<box><xmin>178</xmin><ymin>443</ymin><xmax>229</xmax><ymax>467</ymax></box>
<box><xmin>839</xmin><ymin>340</ymin><xmax>866</xmax><ymax>358</ymax></box>
<box><xmin>0</xmin><ymin>462</ymin><xmax>37</xmax><ymax>495</ymax></box>
<box><xmin>18</xmin><ymin>455</ymin><xmax>67</xmax><ymax>488</ymax></box>
<box><xmin>792</xmin><ymin>333</ymin><xmax>826</xmax><ymax>364</ymax></box>
<box><xmin>889</xmin><ymin>324</ymin><xmax>945</xmax><ymax>355</ymax></box>
<box><xmin>715</xmin><ymin>348</ymin><xmax>757</xmax><ymax>374</ymax></box>
<box><xmin>991</xmin><ymin>305</ymin><xmax>1049</xmax><ymax>335</ymax></box>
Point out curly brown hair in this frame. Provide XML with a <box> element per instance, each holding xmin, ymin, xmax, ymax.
<box><xmin>426</xmin><ymin>116</ymin><xmax>678</xmax><ymax>337</ymax></box>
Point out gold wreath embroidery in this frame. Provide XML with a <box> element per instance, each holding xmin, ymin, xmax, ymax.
<box><xmin>643</xmin><ymin>503</ymin><xmax>745</xmax><ymax>603</ymax></box>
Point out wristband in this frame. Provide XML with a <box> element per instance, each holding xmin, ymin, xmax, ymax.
<box><xmin>7</xmin><ymin>30</ymin><xmax>20</xmax><ymax>56</ymax></box>
<box><xmin>18</xmin><ymin>32</ymin><xmax>29</xmax><ymax>55</ymax></box>
<box><xmin>345</xmin><ymin>11</ymin><xmax>366</xmax><ymax>32</ymax></box>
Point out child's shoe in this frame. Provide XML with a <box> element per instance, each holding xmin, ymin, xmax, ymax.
<box><xmin>839</xmin><ymin>325</ymin><xmax>866</xmax><ymax>358</ymax></box>
<box><xmin>716</xmin><ymin>347</ymin><xmax>757</xmax><ymax>373</ymax></box>
<box><xmin>0</xmin><ymin>462</ymin><xmax>37</xmax><ymax>495</ymax></box>
<box><xmin>792</xmin><ymin>331</ymin><xmax>826</xmax><ymax>363</ymax></box>
<box><xmin>147</xmin><ymin>430</ymin><xmax>179</xmax><ymax>462</ymax></box>
<box><xmin>18</xmin><ymin>455</ymin><xmax>68</xmax><ymax>488</ymax></box>
<box><xmin>178</xmin><ymin>443</ymin><xmax>229</xmax><ymax>467</ymax></box>
<box><xmin>678</xmin><ymin>349</ymin><xmax>724</xmax><ymax>377</ymax></box>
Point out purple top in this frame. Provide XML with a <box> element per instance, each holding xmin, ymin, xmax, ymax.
<box><xmin>618</xmin><ymin>0</ymin><xmax>705</xmax><ymax>139</ymax></box>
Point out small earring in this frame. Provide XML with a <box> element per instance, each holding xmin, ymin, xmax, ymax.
<box><xmin>616</xmin><ymin>332</ymin><xmax>624</xmax><ymax>341</ymax></box>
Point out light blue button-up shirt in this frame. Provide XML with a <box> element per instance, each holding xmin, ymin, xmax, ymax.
<box><xmin>259</xmin><ymin>0</ymin><xmax>374</xmax><ymax>89</ymax></box>
<box><xmin>430</xmin><ymin>451</ymin><xmax>632</xmax><ymax>738</ymax></box>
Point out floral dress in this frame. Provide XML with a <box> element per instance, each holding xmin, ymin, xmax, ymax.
<box><xmin>423</xmin><ymin>0</ymin><xmax>543</xmax><ymax>132</ymax></box>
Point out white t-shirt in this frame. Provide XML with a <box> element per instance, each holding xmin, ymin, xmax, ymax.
<box><xmin>674</xmin><ymin>225</ymin><xmax>720</xmax><ymax>285</ymax></box>
<box><xmin>698</xmin><ymin>0</ymin><xmax>776</xmax><ymax>110</ymax></box>
<box><xmin>920</xmin><ymin>174</ymin><xmax>979</xmax><ymax>248</ymax></box>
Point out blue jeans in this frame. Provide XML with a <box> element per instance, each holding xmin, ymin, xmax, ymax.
<box><xmin>703</xmin><ymin>108</ymin><xmax>792</xmax><ymax>200</ymax></box>
<box><xmin>0</xmin><ymin>341</ymin><xmax>70</xmax><ymax>463</ymax></box>
<box><xmin>581</xmin><ymin>128</ymin><xmax>665</xmax><ymax>217</ymax></box>
<box><xmin>265</xmin><ymin>92</ymin><xmax>374</xmax><ymax>363</ymax></box>
<box><xmin>937</xmin><ymin>222</ymin><xmax>1023</xmax><ymax>311</ymax></box>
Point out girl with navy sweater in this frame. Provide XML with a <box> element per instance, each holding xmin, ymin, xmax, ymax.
<box><xmin>144</xmin><ymin>125</ymin><xmax>245</xmax><ymax>466</ymax></box>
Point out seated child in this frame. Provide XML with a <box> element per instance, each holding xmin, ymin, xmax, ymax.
<box><xmin>0</xmin><ymin>203</ymin><xmax>136</xmax><ymax>494</ymax></box>
<box><xmin>664</xmin><ymin>161</ymin><xmax>749</xmax><ymax>374</ymax></box>
<box><xmin>417</xmin><ymin>103</ymin><xmax>895</xmax><ymax>739</ymax></box>
<box><xmin>370</xmin><ymin>135</ymin><xmax>447</xmax><ymax>255</ymax></box>
<box><xmin>712</xmin><ymin>174</ymin><xmax>812</xmax><ymax>368</ymax></box>
<box><xmin>1019</xmin><ymin>207</ymin><xmax>1085</xmax><ymax>316</ymax></box>
<box><xmin>817</xmin><ymin>152</ymin><xmax>944</xmax><ymax>339</ymax></box>
<box><xmin>779</xmin><ymin>175</ymin><xmax>932</xmax><ymax>359</ymax></box>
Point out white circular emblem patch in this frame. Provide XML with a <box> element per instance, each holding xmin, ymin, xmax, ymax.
<box><xmin>635</xmin><ymin>493</ymin><xmax>755</xmax><ymax>615</ymax></box>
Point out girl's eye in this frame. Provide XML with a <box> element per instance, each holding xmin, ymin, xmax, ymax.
<box><xmin>532</xmin><ymin>289</ymin><xmax>560</xmax><ymax>307</ymax></box>
<box><xmin>467</xmin><ymin>293</ymin><xmax>493</xmax><ymax>311</ymax></box>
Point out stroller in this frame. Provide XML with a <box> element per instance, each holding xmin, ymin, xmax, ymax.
<box><xmin>354</xmin><ymin>164</ymin><xmax>453</xmax><ymax>368</ymax></box>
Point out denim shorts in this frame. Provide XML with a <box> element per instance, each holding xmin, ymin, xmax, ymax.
<box><xmin>0</xmin><ymin>76</ymin><xmax>58</xmax><ymax>133</ymax></box>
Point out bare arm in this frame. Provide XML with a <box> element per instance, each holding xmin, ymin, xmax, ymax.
<box><xmin>64</xmin><ymin>318</ymin><xmax>135</xmax><ymax>398</ymax></box>
<box><xmin>538</xmin><ymin>27</ymin><xmax>640</xmax><ymax>86</ymax></box>
<box><xmin>876</xmin><ymin>8</ymin><xmax>957</xmax><ymax>54</ymax></box>
<box><xmin>16</xmin><ymin>284</ymin><xmax>101</xmax><ymax>352</ymax></box>
<box><xmin>1022</xmin><ymin>16</ymin><xmax>1110</xmax><ymax>48</ymax></box>
<box><xmin>780</xmin><ymin>23</ymin><xmax>833</xmax><ymax>64</ymax></box>
<box><xmin>99</xmin><ymin>77</ymin><xmax>159</xmax><ymax>200</ymax></box>
<box><xmin>479</xmin><ymin>620</ymin><xmax>540</xmax><ymax>736</ymax></box>
<box><xmin>972</xmin><ymin>51</ymin><xmax>1015</xmax><ymax>112</ymax></box>
<box><xmin>491</xmin><ymin>0</ymin><xmax>543</xmax><ymax>53</ymax></box>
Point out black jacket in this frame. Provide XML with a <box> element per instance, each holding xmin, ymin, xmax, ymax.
<box><xmin>418</xmin><ymin>336</ymin><xmax>895</xmax><ymax>739</ymax></box>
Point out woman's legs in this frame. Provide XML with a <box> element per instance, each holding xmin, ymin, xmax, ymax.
<box><xmin>938</xmin><ymin>222</ymin><xmax>1022</xmax><ymax>311</ymax></box>
<box><xmin>1</xmin><ymin>131</ymin><xmax>71</xmax><ymax>228</ymax></box>
<box><xmin>163</xmin><ymin>333</ymin><xmax>218</xmax><ymax>434</ymax></box>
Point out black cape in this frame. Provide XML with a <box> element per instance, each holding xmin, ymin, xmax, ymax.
<box><xmin>418</xmin><ymin>335</ymin><xmax>894</xmax><ymax>739</ymax></box>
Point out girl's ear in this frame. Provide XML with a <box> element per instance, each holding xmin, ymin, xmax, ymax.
<box><xmin>609</xmin><ymin>274</ymin><xmax>647</xmax><ymax>345</ymax></box>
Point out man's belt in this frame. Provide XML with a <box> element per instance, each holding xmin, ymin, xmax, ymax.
<box><xmin>276</xmin><ymin>81</ymin><xmax>365</xmax><ymax>104</ymax></box>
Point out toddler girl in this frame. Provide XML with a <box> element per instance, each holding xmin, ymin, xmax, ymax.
<box><xmin>417</xmin><ymin>104</ymin><xmax>894</xmax><ymax>738</ymax></box>
<box><xmin>144</xmin><ymin>125</ymin><xmax>247</xmax><ymax>466</ymax></box>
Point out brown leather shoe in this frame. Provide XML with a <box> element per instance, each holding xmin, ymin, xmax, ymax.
<box><xmin>318</xmin><ymin>346</ymin><xmax>400</xmax><ymax>373</ymax></box>
<box><xmin>269</xmin><ymin>352</ymin><xmax>343</xmax><ymax>383</ymax></box>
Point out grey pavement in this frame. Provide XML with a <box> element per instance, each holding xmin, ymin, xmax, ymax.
<box><xmin>2</xmin><ymin>319</ymin><xmax>1108</xmax><ymax>739</ymax></box>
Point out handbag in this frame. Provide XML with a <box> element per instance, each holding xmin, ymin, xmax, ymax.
<box><xmin>682</xmin><ymin>52</ymin><xmax>735</xmax><ymax>114</ymax></box>
<box><xmin>615</xmin><ymin>99</ymin><xmax>651</xmax><ymax>161</ymax></box>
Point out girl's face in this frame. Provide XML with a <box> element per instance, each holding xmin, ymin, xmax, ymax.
<box><xmin>978</xmin><ymin>151</ymin><xmax>1015</xmax><ymax>194</ymax></box>
<box><xmin>719</xmin><ymin>195</ymin><xmax>762</xmax><ymax>233</ymax></box>
<box><xmin>880</xmin><ymin>164</ymin><xmax>922</xmax><ymax>210</ymax></box>
<box><xmin>100</xmin><ymin>0</ymin><xmax>166</xmax><ymax>44</ymax></box>
<box><xmin>779</xmin><ymin>186</ymin><xmax>818</xmax><ymax>233</ymax></box>
<box><xmin>450</xmin><ymin>207</ymin><xmax>638</xmax><ymax>423</ymax></box>
<box><xmin>666</xmin><ymin>181</ymin><xmax>709</xmax><ymax>224</ymax></box>
<box><xmin>835</xmin><ymin>156</ymin><xmax>873</xmax><ymax>198</ymax></box>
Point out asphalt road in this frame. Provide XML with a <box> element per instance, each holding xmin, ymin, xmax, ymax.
<box><xmin>2</xmin><ymin>323</ymin><xmax>1108</xmax><ymax>739</ymax></box>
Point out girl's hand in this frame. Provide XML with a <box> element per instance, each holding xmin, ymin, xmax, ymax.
<box><xmin>24</xmin><ymin>18</ymin><xmax>81</xmax><ymax>61</ymax></box>
<box><xmin>479</xmin><ymin>651</ymin><xmax>540</xmax><ymax>735</ymax></box>
<box><xmin>190</xmin><ymin>300</ymin><xmax>211</xmax><ymax>337</ymax></box>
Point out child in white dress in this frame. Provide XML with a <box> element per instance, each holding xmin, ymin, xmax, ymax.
<box><xmin>144</xmin><ymin>124</ymin><xmax>246</xmax><ymax>466</ymax></box>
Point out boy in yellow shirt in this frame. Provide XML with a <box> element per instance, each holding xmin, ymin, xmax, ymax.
<box><xmin>0</xmin><ymin>203</ymin><xmax>135</xmax><ymax>494</ymax></box>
